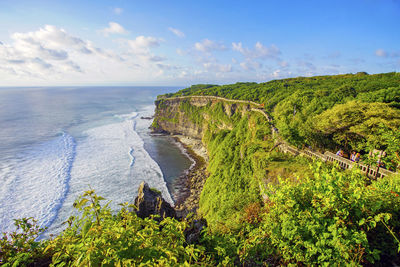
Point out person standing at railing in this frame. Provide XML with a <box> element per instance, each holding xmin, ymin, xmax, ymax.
<box><xmin>354</xmin><ymin>153</ymin><xmax>360</xmax><ymax>162</ymax></box>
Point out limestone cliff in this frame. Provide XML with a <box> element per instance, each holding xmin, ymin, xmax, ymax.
<box><xmin>151</xmin><ymin>96</ymin><xmax>258</xmax><ymax>214</ymax></box>
<box><xmin>151</xmin><ymin>97</ymin><xmax>204</xmax><ymax>139</ymax></box>
<box><xmin>151</xmin><ymin>96</ymin><xmax>255</xmax><ymax>140</ymax></box>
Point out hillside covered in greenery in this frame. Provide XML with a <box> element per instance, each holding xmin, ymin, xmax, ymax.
<box><xmin>167</xmin><ymin>72</ymin><xmax>400</xmax><ymax>152</ymax></box>
<box><xmin>2</xmin><ymin>72</ymin><xmax>400</xmax><ymax>266</ymax></box>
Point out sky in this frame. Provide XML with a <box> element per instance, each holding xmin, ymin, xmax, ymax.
<box><xmin>0</xmin><ymin>0</ymin><xmax>399</xmax><ymax>86</ymax></box>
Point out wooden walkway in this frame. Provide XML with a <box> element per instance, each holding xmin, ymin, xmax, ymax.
<box><xmin>279</xmin><ymin>142</ymin><xmax>396</xmax><ymax>178</ymax></box>
<box><xmin>163</xmin><ymin>95</ymin><xmax>261</xmax><ymax>108</ymax></box>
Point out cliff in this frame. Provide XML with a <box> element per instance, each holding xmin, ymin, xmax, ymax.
<box><xmin>152</xmin><ymin>96</ymin><xmax>258</xmax><ymax>139</ymax></box>
<box><xmin>152</xmin><ymin>97</ymin><xmax>203</xmax><ymax>139</ymax></box>
<box><xmin>152</xmin><ymin>96</ymin><xmax>271</xmax><ymax>229</ymax></box>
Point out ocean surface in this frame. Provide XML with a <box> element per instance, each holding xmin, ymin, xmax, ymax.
<box><xmin>0</xmin><ymin>86</ymin><xmax>192</xmax><ymax>236</ymax></box>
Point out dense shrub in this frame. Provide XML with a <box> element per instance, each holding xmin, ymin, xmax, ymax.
<box><xmin>250</xmin><ymin>163</ymin><xmax>400</xmax><ymax>265</ymax></box>
<box><xmin>44</xmin><ymin>190</ymin><xmax>210</xmax><ymax>266</ymax></box>
<box><xmin>0</xmin><ymin>218</ymin><xmax>49</xmax><ymax>266</ymax></box>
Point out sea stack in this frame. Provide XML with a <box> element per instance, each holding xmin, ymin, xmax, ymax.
<box><xmin>134</xmin><ymin>181</ymin><xmax>176</xmax><ymax>220</ymax></box>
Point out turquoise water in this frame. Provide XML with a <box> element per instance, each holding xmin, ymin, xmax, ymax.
<box><xmin>0</xmin><ymin>86</ymin><xmax>191</xmax><ymax>235</ymax></box>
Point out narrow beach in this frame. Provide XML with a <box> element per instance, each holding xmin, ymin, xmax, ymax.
<box><xmin>170</xmin><ymin>135</ymin><xmax>209</xmax><ymax>215</ymax></box>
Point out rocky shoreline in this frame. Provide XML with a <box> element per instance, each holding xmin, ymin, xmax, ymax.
<box><xmin>170</xmin><ymin>135</ymin><xmax>209</xmax><ymax>217</ymax></box>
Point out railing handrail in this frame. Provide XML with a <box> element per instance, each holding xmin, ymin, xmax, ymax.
<box><xmin>164</xmin><ymin>95</ymin><xmax>261</xmax><ymax>107</ymax></box>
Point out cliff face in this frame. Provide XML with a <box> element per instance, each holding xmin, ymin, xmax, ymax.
<box><xmin>152</xmin><ymin>96</ymin><xmax>252</xmax><ymax>140</ymax></box>
<box><xmin>152</xmin><ymin>98</ymin><xmax>203</xmax><ymax>139</ymax></box>
<box><xmin>151</xmin><ymin>96</ymin><xmax>270</xmax><ymax>229</ymax></box>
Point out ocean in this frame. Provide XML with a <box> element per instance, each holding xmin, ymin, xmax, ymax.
<box><xmin>0</xmin><ymin>86</ymin><xmax>192</xmax><ymax>236</ymax></box>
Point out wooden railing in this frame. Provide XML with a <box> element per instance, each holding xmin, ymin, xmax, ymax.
<box><xmin>164</xmin><ymin>95</ymin><xmax>261</xmax><ymax>108</ymax></box>
<box><xmin>279</xmin><ymin>144</ymin><xmax>397</xmax><ymax>179</ymax></box>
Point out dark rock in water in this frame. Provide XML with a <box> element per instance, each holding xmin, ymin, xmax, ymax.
<box><xmin>140</xmin><ymin>116</ymin><xmax>154</xmax><ymax>120</ymax></box>
<box><xmin>134</xmin><ymin>182</ymin><xmax>176</xmax><ymax>220</ymax></box>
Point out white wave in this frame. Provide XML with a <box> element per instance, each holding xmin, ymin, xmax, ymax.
<box><xmin>46</xmin><ymin>108</ymin><xmax>172</xmax><ymax>235</ymax></box>
<box><xmin>129</xmin><ymin>148</ymin><xmax>136</xmax><ymax>167</ymax></box>
<box><xmin>114</xmin><ymin>111</ymin><xmax>138</xmax><ymax>120</ymax></box>
<box><xmin>0</xmin><ymin>133</ymin><xmax>76</xmax><ymax>233</ymax></box>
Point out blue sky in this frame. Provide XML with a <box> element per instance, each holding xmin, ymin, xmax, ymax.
<box><xmin>0</xmin><ymin>0</ymin><xmax>399</xmax><ymax>86</ymax></box>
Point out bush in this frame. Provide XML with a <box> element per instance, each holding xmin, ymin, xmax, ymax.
<box><xmin>45</xmin><ymin>190</ymin><xmax>210</xmax><ymax>266</ymax></box>
<box><xmin>0</xmin><ymin>218</ymin><xmax>49</xmax><ymax>266</ymax></box>
<box><xmin>256</xmin><ymin>163</ymin><xmax>400</xmax><ymax>265</ymax></box>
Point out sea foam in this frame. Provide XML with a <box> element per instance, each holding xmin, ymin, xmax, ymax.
<box><xmin>0</xmin><ymin>133</ymin><xmax>76</xmax><ymax>233</ymax></box>
<box><xmin>0</xmin><ymin>106</ymin><xmax>172</xmax><ymax>236</ymax></box>
<box><xmin>45</xmin><ymin>108</ymin><xmax>172</xmax><ymax>235</ymax></box>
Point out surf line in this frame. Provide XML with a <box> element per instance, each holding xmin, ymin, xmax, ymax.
<box><xmin>129</xmin><ymin>147</ymin><xmax>136</xmax><ymax>167</ymax></box>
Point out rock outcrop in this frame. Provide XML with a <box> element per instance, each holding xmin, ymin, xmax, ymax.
<box><xmin>134</xmin><ymin>182</ymin><xmax>176</xmax><ymax>220</ymax></box>
<box><xmin>152</xmin><ymin>97</ymin><xmax>204</xmax><ymax>139</ymax></box>
<box><xmin>151</xmin><ymin>96</ymin><xmax>255</xmax><ymax>139</ymax></box>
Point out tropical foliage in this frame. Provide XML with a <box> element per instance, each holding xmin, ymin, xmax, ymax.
<box><xmin>2</xmin><ymin>168</ymin><xmax>400</xmax><ymax>266</ymax></box>
<box><xmin>2</xmin><ymin>72</ymin><xmax>400</xmax><ymax>266</ymax></box>
<box><xmin>168</xmin><ymin>72</ymin><xmax>400</xmax><ymax>149</ymax></box>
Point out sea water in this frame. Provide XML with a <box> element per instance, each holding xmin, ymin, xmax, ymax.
<box><xmin>0</xmin><ymin>86</ymin><xmax>192</xmax><ymax>235</ymax></box>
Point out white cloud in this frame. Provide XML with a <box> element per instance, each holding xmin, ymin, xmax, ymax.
<box><xmin>233</xmin><ymin>42</ymin><xmax>281</xmax><ymax>72</ymax></box>
<box><xmin>375</xmin><ymin>48</ymin><xmax>400</xmax><ymax>58</ymax></box>
<box><xmin>127</xmin><ymin>36</ymin><xmax>160</xmax><ymax>52</ymax></box>
<box><xmin>156</xmin><ymin>63</ymin><xmax>178</xmax><ymax>70</ymax></box>
<box><xmin>203</xmin><ymin>62</ymin><xmax>232</xmax><ymax>73</ymax></box>
<box><xmin>124</xmin><ymin>36</ymin><xmax>166</xmax><ymax>65</ymax></box>
<box><xmin>375</xmin><ymin>49</ymin><xmax>387</xmax><ymax>57</ymax></box>
<box><xmin>113</xmin><ymin>7</ymin><xmax>123</xmax><ymax>15</ymax></box>
<box><xmin>178</xmin><ymin>70</ymin><xmax>189</xmax><ymax>78</ymax></box>
<box><xmin>263</xmin><ymin>69</ymin><xmax>294</xmax><ymax>80</ymax></box>
<box><xmin>297</xmin><ymin>60</ymin><xmax>316</xmax><ymax>71</ymax></box>
<box><xmin>0</xmin><ymin>25</ymin><xmax>130</xmax><ymax>82</ymax></box>
<box><xmin>194</xmin><ymin>39</ymin><xmax>226</xmax><ymax>53</ymax></box>
<box><xmin>239</xmin><ymin>60</ymin><xmax>262</xmax><ymax>71</ymax></box>
<box><xmin>101</xmin><ymin>22</ymin><xmax>129</xmax><ymax>36</ymax></box>
<box><xmin>272</xmin><ymin>69</ymin><xmax>281</xmax><ymax>78</ymax></box>
<box><xmin>176</xmin><ymin>48</ymin><xmax>186</xmax><ymax>56</ymax></box>
<box><xmin>232</xmin><ymin>42</ymin><xmax>281</xmax><ymax>59</ymax></box>
<box><xmin>279</xmin><ymin>61</ymin><xmax>289</xmax><ymax>67</ymax></box>
<box><xmin>168</xmin><ymin>27</ymin><xmax>185</xmax><ymax>38</ymax></box>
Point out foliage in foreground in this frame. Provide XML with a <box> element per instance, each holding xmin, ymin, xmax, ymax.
<box><xmin>1</xmin><ymin>191</ymin><xmax>211</xmax><ymax>266</ymax></box>
<box><xmin>2</xmin><ymin>166</ymin><xmax>400</xmax><ymax>266</ymax></box>
<box><xmin>0</xmin><ymin>218</ymin><xmax>49</xmax><ymax>266</ymax></box>
<box><xmin>247</xmin><ymin>163</ymin><xmax>400</xmax><ymax>265</ymax></box>
<box><xmin>46</xmin><ymin>190</ymin><xmax>209</xmax><ymax>266</ymax></box>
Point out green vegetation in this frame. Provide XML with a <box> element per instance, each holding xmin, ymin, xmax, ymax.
<box><xmin>0</xmin><ymin>218</ymin><xmax>49</xmax><ymax>266</ymax></box>
<box><xmin>259</xmin><ymin>163</ymin><xmax>400</xmax><ymax>265</ymax></box>
<box><xmin>2</xmin><ymin>72</ymin><xmax>400</xmax><ymax>265</ymax></box>
<box><xmin>179</xmin><ymin>99</ymin><xmax>208</xmax><ymax>125</ymax></box>
<box><xmin>169</xmin><ymin>72</ymin><xmax>400</xmax><ymax>150</ymax></box>
<box><xmin>2</xmin><ymin>168</ymin><xmax>400</xmax><ymax>266</ymax></box>
<box><xmin>312</xmin><ymin>101</ymin><xmax>400</xmax><ymax>151</ymax></box>
<box><xmin>1</xmin><ymin>191</ymin><xmax>211</xmax><ymax>266</ymax></box>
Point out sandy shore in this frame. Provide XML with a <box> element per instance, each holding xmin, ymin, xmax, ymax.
<box><xmin>173</xmin><ymin>135</ymin><xmax>208</xmax><ymax>162</ymax></box>
<box><xmin>171</xmin><ymin>135</ymin><xmax>209</xmax><ymax>216</ymax></box>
